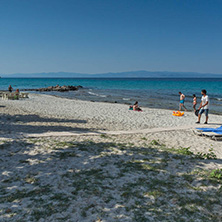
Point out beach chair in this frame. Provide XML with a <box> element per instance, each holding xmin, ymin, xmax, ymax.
<box><xmin>194</xmin><ymin>126</ymin><xmax>222</xmax><ymax>141</ymax></box>
<box><xmin>196</xmin><ymin>126</ymin><xmax>222</xmax><ymax>134</ymax></box>
<box><xmin>2</xmin><ymin>92</ymin><xmax>19</xmax><ymax>100</ymax></box>
<box><xmin>2</xmin><ymin>92</ymin><xmax>9</xmax><ymax>100</ymax></box>
<box><xmin>9</xmin><ymin>93</ymin><xmax>19</xmax><ymax>100</ymax></box>
<box><xmin>20</xmin><ymin>92</ymin><xmax>29</xmax><ymax>98</ymax></box>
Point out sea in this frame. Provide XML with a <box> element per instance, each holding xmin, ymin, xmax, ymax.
<box><xmin>1</xmin><ymin>78</ymin><xmax>222</xmax><ymax>114</ymax></box>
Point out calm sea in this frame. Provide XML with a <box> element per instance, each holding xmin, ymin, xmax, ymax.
<box><xmin>1</xmin><ymin>78</ymin><xmax>222</xmax><ymax>114</ymax></box>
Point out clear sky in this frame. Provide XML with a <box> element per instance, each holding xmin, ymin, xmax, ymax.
<box><xmin>1</xmin><ymin>0</ymin><xmax>222</xmax><ymax>74</ymax></box>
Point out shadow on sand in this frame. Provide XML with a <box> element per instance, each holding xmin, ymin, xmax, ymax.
<box><xmin>0</xmin><ymin>139</ymin><xmax>222</xmax><ymax>221</ymax></box>
<box><xmin>0</xmin><ymin>113</ymin><xmax>97</xmax><ymax>139</ymax></box>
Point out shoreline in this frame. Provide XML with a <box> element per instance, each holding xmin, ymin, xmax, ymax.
<box><xmin>1</xmin><ymin>77</ymin><xmax>222</xmax><ymax>115</ymax></box>
<box><xmin>1</xmin><ymin>93</ymin><xmax>222</xmax><ymax>138</ymax></box>
<box><xmin>1</xmin><ymin>92</ymin><xmax>222</xmax><ymax>140</ymax></box>
<box><xmin>20</xmin><ymin>91</ymin><xmax>222</xmax><ymax>116</ymax></box>
<box><xmin>1</xmin><ymin>92</ymin><xmax>222</xmax><ymax>122</ymax></box>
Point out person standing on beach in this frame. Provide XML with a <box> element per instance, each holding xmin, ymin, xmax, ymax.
<box><xmin>8</xmin><ymin>85</ymin><xmax>13</xmax><ymax>92</ymax></box>
<box><xmin>196</xmin><ymin>89</ymin><xmax>209</xmax><ymax>124</ymax></box>
<box><xmin>179</xmin><ymin>92</ymin><xmax>188</xmax><ymax>111</ymax></box>
<box><xmin>193</xmin><ymin>94</ymin><xmax>197</xmax><ymax>111</ymax></box>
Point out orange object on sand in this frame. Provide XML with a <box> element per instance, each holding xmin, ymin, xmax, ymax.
<box><xmin>172</xmin><ymin>111</ymin><xmax>184</xmax><ymax>116</ymax></box>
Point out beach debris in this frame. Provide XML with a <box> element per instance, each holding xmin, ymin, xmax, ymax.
<box><xmin>23</xmin><ymin>85</ymin><xmax>83</xmax><ymax>92</ymax></box>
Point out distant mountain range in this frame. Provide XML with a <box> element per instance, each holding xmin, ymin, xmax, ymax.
<box><xmin>1</xmin><ymin>70</ymin><xmax>222</xmax><ymax>78</ymax></box>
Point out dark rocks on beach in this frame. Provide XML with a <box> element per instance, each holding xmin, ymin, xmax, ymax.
<box><xmin>23</xmin><ymin>85</ymin><xmax>83</xmax><ymax>92</ymax></box>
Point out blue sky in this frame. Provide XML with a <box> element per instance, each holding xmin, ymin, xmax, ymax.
<box><xmin>1</xmin><ymin>0</ymin><xmax>222</xmax><ymax>74</ymax></box>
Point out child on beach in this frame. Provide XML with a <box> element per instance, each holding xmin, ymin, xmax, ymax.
<box><xmin>193</xmin><ymin>94</ymin><xmax>197</xmax><ymax>111</ymax></box>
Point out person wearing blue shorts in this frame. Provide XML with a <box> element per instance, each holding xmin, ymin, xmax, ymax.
<box><xmin>179</xmin><ymin>92</ymin><xmax>188</xmax><ymax>111</ymax></box>
<box><xmin>196</xmin><ymin>89</ymin><xmax>209</xmax><ymax>124</ymax></box>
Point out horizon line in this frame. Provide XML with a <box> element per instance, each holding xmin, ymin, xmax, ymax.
<box><xmin>1</xmin><ymin>70</ymin><xmax>222</xmax><ymax>76</ymax></box>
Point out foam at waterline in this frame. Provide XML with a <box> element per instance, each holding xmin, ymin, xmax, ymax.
<box><xmin>88</xmin><ymin>91</ymin><xmax>107</xmax><ymax>98</ymax></box>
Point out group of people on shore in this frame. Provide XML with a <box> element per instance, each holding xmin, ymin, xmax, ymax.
<box><xmin>8</xmin><ymin>85</ymin><xmax>20</xmax><ymax>95</ymax></box>
<box><xmin>8</xmin><ymin>85</ymin><xmax>19</xmax><ymax>94</ymax></box>
<box><xmin>179</xmin><ymin>89</ymin><xmax>209</xmax><ymax>124</ymax></box>
<box><xmin>129</xmin><ymin>89</ymin><xmax>209</xmax><ymax>124</ymax></box>
<box><xmin>7</xmin><ymin>85</ymin><xmax>20</xmax><ymax>100</ymax></box>
<box><xmin>9</xmin><ymin>83</ymin><xmax>210</xmax><ymax>124</ymax></box>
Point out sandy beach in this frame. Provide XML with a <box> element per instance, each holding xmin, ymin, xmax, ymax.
<box><xmin>1</xmin><ymin>94</ymin><xmax>222</xmax><ymax>155</ymax></box>
<box><xmin>1</xmin><ymin>94</ymin><xmax>222</xmax><ymax>221</ymax></box>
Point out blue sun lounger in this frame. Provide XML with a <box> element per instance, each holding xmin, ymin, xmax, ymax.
<box><xmin>196</xmin><ymin>126</ymin><xmax>222</xmax><ymax>135</ymax></box>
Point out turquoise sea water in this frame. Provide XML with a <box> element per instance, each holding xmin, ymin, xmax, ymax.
<box><xmin>1</xmin><ymin>78</ymin><xmax>222</xmax><ymax>113</ymax></box>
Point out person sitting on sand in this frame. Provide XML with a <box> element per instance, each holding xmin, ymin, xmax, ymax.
<box><xmin>8</xmin><ymin>85</ymin><xmax>13</xmax><ymax>92</ymax></box>
<box><xmin>179</xmin><ymin>92</ymin><xmax>188</xmax><ymax>111</ymax></box>
<box><xmin>196</xmin><ymin>89</ymin><xmax>209</xmax><ymax>124</ymax></box>
<box><xmin>15</xmin><ymin>89</ymin><xmax>20</xmax><ymax>99</ymax></box>
<box><xmin>193</xmin><ymin>94</ymin><xmax>197</xmax><ymax>111</ymax></box>
<box><xmin>133</xmin><ymin>101</ymin><xmax>142</xmax><ymax>111</ymax></box>
<box><xmin>15</xmin><ymin>89</ymin><xmax>19</xmax><ymax>95</ymax></box>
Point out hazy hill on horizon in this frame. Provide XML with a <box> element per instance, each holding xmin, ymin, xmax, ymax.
<box><xmin>1</xmin><ymin>70</ymin><xmax>222</xmax><ymax>78</ymax></box>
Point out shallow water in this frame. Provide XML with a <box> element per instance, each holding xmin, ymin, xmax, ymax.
<box><xmin>1</xmin><ymin>78</ymin><xmax>222</xmax><ymax>113</ymax></box>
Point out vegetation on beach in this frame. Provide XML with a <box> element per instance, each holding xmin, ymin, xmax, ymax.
<box><xmin>1</xmin><ymin>136</ymin><xmax>222</xmax><ymax>221</ymax></box>
<box><xmin>167</xmin><ymin>146</ymin><xmax>217</xmax><ymax>160</ymax></box>
<box><xmin>210</xmin><ymin>169</ymin><xmax>222</xmax><ymax>180</ymax></box>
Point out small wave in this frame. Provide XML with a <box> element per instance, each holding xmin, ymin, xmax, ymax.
<box><xmin>123</xmin><ymin>98</ymin><xmax>130</xmax><ymax>101</ymax></box>
<box><xmin>88</xmin><ymin>91</ymin><xmax>98</xmax><ymax>96</ymax></box>
<box><xmin>217</xmin><ymin>98</ymin><xmax>222</xmax><ymax>101</ymax></box>
<box><xmin>88</xmin><ymin>91</ymin><xmax>107</xmax><ymax>98</ymax></box>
